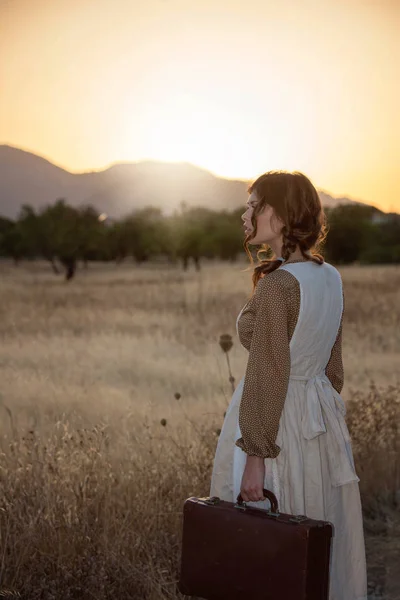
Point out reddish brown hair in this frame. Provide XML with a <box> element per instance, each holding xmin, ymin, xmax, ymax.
<box><xmin>244</xmin><ymin>170</ymin><xmax>327</xmax><ymax>292</ymax></box>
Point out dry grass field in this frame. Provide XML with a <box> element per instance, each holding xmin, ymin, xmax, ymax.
<box><xmin>0</xmin><ymin>258</ymin><xmax>399</xmax><ymax>600</ymax></box>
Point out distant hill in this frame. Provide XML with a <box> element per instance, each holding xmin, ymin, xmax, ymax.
<box><xmin>0</xmin><ymin>144</ymin><xmax>383</xmax><ymax>220</ymax></box>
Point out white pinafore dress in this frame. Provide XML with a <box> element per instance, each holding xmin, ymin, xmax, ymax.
<box><xmin>210</xmin><ymin>261</ymin><xmax>368</xmax><ymax>600</ymax></box>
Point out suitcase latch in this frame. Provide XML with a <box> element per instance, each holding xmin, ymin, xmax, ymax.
<box><xmin>289</xmin><ymin>514</ymin><xmax>309</xmax><ymax>523</ymax></box>
<box><xmin>204</xmin><ymin>496</ymin><xmax>221</xmax><ymax>505</ymax></box>
<box><xmin>233</xmin><ymin>502</ymin><xmax>247</xmax><ymax>511</ymax></box>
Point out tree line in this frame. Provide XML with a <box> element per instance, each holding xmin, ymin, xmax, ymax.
<box><xmin>0</xmin><ymin>199</ymin><xmax>399</xmax><ymax>280</ymax></box>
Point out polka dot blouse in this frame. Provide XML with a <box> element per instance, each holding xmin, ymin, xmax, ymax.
<box><xmin>235</xmin><ymin>257</ymin><xmax>344</xmax><ymax>459</ymax></box>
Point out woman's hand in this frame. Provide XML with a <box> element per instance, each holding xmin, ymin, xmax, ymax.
<box><xmin>240</xmin><ymin>455</ymin><xmax>266</xmax><ymax>502</ymax></box>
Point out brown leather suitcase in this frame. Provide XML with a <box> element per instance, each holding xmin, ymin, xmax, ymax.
<box><xmin>178</xmin><ymin>488</ymin><xmax>334</xmax><ymax>600</ymax></box>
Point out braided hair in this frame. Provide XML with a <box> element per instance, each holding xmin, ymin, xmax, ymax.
<box><xmin>243</xmin><ymin>171</ymin><xmax>327</xmax><ymax>293</ymax></box>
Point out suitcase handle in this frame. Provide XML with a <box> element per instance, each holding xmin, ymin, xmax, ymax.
<box><xmin>236</xmin><ymin>488</ymin><xmax>279</xmax><ymax>514</ymax></box>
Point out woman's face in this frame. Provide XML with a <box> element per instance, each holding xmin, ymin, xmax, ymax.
<box><xmin>241</xmin><ymin>191</ymin><xmax>284</xmax><ymax>246</ymax></box>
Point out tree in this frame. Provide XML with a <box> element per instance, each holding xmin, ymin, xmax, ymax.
<box><xmin>324</xmin><ymin>205</ymin><xmax>377</xmax><ymax>264</ymax></box>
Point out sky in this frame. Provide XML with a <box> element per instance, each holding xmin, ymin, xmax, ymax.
<box><xmin>0</xmin><ymin>0</ymin><xmax>399</xmax><ymax>212</ymax></box>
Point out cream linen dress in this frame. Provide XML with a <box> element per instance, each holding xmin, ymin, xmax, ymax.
<box><xmin>210</xmin><ymin>260</ymin><xmax>368</xmax><ymax>600</ymax></box>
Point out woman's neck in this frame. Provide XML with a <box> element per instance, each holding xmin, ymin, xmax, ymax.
<box><xmin>284</xmin><ymin>255</ymin><xmax>310</xmax><ymax>264</ymax></box>
<box><xmin>277</xmin><ymin>248</ymin><xmax>311</xmax><ymax>263</ymax></box>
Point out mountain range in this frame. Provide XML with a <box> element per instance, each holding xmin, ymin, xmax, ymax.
<box><xmin>0</xmin><ymin>144</ymin><xmax>381</xmax><ymax>221</ymax></box>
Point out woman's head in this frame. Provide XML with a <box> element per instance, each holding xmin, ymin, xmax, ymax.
<box><xmin>242</xmin><ymin>192</ymin><xmax>284</xmax><ymax>248</ymax></box>
<box><xmin>241</xmin><ymin>170</ymin><xmax>327</xmax><ymax>289</ymax></box>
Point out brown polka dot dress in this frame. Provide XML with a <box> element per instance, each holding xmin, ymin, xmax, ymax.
<box><xmin>235</xmin><ymin>257</ymin><xmax>345</xmax><ymax>458</ymax></box>
<box><xmin>209</xmin><ymin>257</ymin><xmax>367</xmax><ymax>600</ymax></box>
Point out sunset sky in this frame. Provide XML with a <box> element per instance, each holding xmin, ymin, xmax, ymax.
<box><xmin>0</xmin><ymin>0</ymin><xmax>399</xmax><ymax>212</ymax></box>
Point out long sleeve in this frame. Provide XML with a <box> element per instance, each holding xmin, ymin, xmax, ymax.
<box><xmin>325</xmin><ymin>292</ymin><xmax>345</xmax><ymax>394</ymax></box>
<box><xmin>235</xmin><ymin>273</ymin><xmax>291</xmax><ymax>459</ymax></box>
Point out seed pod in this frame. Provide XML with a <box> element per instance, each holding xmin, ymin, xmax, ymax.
<box><xmin>219</xmin><ymin>334</ymin><xmax>233</xmax><ymax>353</ymax></box>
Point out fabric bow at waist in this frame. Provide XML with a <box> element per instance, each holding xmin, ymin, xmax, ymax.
<box><xmin>289</xmin><ymin>372</ymin><xmax>360</xmax><ymax>487</ymax></box>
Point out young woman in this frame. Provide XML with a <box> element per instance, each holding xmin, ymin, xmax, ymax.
<box><xmin>210</xmin><ymin>171</ymin><xmax>368</xmax><ymax>600</ymax></box>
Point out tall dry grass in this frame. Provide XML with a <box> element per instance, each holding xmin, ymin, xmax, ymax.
<box><xmin>0</xmin><ymin>259</ymin><xmax>399</xmax><ymax>599</ymax></box>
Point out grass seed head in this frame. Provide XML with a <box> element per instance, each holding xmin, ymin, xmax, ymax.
<box><xmin>219</xmin><ymin>334</ymin><xmax>233</xmax><ymax>353</ymax></box>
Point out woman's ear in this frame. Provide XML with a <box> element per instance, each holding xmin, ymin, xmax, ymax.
<box><xmin>270</xmin><ymin>210</ymin><xmax>285</xmax><ymax>235</ymax></box>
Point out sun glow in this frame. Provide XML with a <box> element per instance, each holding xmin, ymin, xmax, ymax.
<box><xmin>120</xmin><ymin>82</ymin><xmax>319</xmax><ymax>180</ymax></box>
<box><xmin>1</xmin><ymin>0</ymin><xmax>399</xmax><ymax>210</ymax></box>
<box><xmin>120</xmin><ymin>91</ymin><xmax>265</xmax><ymax>177</ymax></box>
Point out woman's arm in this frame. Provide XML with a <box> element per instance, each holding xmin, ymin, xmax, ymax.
<box><xmin>235</xmin><ymin>272</ymin><xmax>291</xmax><ymax>459</ymax></box>
<box><xmin>325</xmin><ymin>292</ymin><xmax>345</xmax><ymax>394</ymax></box>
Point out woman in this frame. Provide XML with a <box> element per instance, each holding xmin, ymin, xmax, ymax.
<box><xmin>210</xmin><ymin>171</ymin><xmax>368</xmax><ymax>600</ymax></box>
